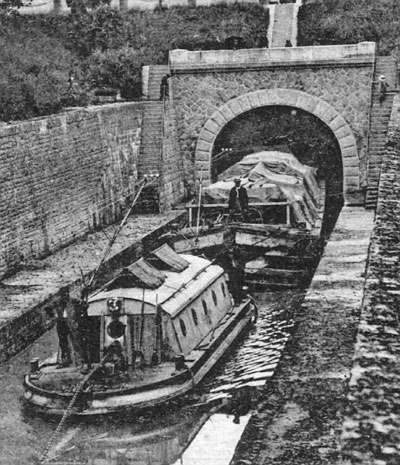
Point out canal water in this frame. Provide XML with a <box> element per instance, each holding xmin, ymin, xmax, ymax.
<box><xmin>0</xmin><ymin>289</ymin><xmax>304</xmax><ymax>465</ymax></box>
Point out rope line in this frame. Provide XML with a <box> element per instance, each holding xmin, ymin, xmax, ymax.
<box><xmin>39</xmin><ymin>355</ymin><xmax>109</xmax><ymax>464</ymax></box>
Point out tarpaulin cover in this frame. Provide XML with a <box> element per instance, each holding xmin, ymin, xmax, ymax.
<box><xmin>152</xmin><ymin>244</ymin><xmax>189</xmax><ymax>272</ymax></box>
<box><xmin>127</xmin><ymin>258</ymin><xmax>166</xmax><ymax>289</ymax></box>
<box><xmin>203</xmin><ymin>151</ymin><xmax>320</xmax><ymax>228</ymax></box>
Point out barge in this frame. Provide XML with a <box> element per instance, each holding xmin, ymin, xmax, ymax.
<box><xmin>164</xmin><ymin>150</ymin><xmax>325</xmax><ymax>288</ymax></box>
<box><xmin>23</xmin><ymin>244</ymin><xmax>257</xmax><ymax>416</ymax></box>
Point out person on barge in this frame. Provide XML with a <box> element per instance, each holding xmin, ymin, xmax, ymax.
<box><xmin>228</xmin><ymin>178</ymin><xmax>249</xmax><ymax>223</ymax></box>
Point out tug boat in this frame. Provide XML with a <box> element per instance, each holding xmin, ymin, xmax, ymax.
<box><xmin>23</xmin><ymin>244</ymin><xmax>257</xmax><ymax>416</ymax></box>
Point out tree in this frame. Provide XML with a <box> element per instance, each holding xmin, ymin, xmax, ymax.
<box><xmin>0</xmin><ymin>0</ymin><xmax>31</xmax><ymax>12</ymax></box>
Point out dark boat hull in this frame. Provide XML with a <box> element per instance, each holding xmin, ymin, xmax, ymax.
<box><xmin>23</xmin><ymin>299</ymin><xmax>256</xmax><ymax>416</ymax></box>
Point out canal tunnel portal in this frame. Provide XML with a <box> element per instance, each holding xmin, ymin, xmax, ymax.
<box><xmin>210</xmin><ymin>103</ymin><xmax>343</xmax><ymax>235</ymax></box>
<box><xmin>169</xmin><ymin>43</ymin><xmax>376</xmax><ymax>206</ymax></box>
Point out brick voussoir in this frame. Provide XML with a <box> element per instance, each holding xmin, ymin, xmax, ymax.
<box><xmin>196</xmin><ymin>161</ymin><xmax>210</xmax><ymax>177</ymax></box>
<box><xmin>345</xmin><ymin>166</ymin><xmax>361</xmax><ymax>178</ymax></box>
<box><xmin>196</xmin><ymin>139</ymin><xmax>212</xmax><ymax>153</ymax></box>
<box><xmin>220</xmin><ymin>104</ymin><xmax>235</xmax><ymax>121</ymax></box>
<box><xmin>339</xmin><ymin>134</ymin><xmax>357</xmax><ymax>150</ymax></box>
<box><xmin>227</xmin><ymin>99</ymin><xmax>242</xmax><ymax>117</ymax></box>
<box><xmin>210</xmin><ymin>111</ymin><xmax>228</xmax><ymax>128</ymax></box>
<box><xmin>303</xmin><ymin>97</ymin><xmax>319</xmax><ymax>115</ymax></box>
<box><xmin>247</xmin><ymin>91</ymin><xmax>261</xmax><ymax>108</ymax></box>
<box><xmin>314</xmin><ymin>100</ymin><xmax>332</xmax><ymax>120</ymax></box>
<box><xmin>335</xmin><ymin>124</ymin><xmax>353</xmax><ymax>141</ymax></box>
<box><xmin>343</xmin><ymin>156</ymin><xmax>359</xmax><ymax>168</ymax></box>
<box><xmin>199</xmin><ymin>129</ymin><xmax>215</xmax><ymax>144</ymax></box>
<box><xmin>236</xmin><ymin>95</ymin><xmax>252</xmax><ymax>113</ymax></box>
<box><xmin>256</xmin><ymin>90</ymin><xmax>273</xmax><ymax>106</ymax></box>
<box><xmin>196</xmin><ymin>149</ymin><xmax>210</xmax><ymax>162</ymax></box>
<box><xmin>342</xmin><ymin>146</ymin><xmax>358</xmax><ymax>159</ymax></box>
<box><xmin>294</xmin><ymin>93</ymin><xmax>310</xmax><ymax>111</ymax></box>
<box><xmin>281</xmin><ymin>90</ymin><xmax>299</xmax><ymax>107</ymax></box>
<box><xmin>328</xmin><ymin>114</ymin><xmax>347</xmax><ymax>131</ymax></box>
<box><xmin>203</xmin><ymin>119</ymin><xmax>219</xmax><ymax>136</ymax></box>
<box><xmin>344</xmin><ymin>176</ymin><xmax>360</xmax><ymax>189</ymax></box>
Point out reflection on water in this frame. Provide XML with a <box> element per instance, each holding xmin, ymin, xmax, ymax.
<box><xmin>204</xmin><ymin>292</ymin><xmax>295</xmax><ymax>401</ymax></box>
<box><xmin>171</xmin><ymin>413</ymin><xmax>251</xmax><ymax>465</ymax></box>
<box><xmin>45</xmin><ymin>290</ymin><xmax>303</xmax><ymax>465</ymax></box>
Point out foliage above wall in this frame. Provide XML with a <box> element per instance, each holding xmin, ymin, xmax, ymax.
<box><xmin>298</xmin><ymin>0</ymin><xmax>400</xmax><ymax>56</ymax></box>
<box><xmin>0</xmin><ymin>4</ymin><xmax>269</xmax><ymax>121</ymax></box>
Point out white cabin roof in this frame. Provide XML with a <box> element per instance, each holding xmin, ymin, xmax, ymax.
<box><xmin>88</xmin><ymin>253</ymin><xmax>225</xmax><ymax>317</ymax></box>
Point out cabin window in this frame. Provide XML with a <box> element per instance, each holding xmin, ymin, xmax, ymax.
<box><xmin>107</xmin><ymin>320</ymin><xmax>125</xmax><ymax>339</ymax></box>
<box><xmin>191</xmin><ymin>308</ymin><xmax>198</xmax><ymax>326</ymax></box>
<box><xmin>221</xmin><ymin>282</ymin><xmax>226</xmax><ymax>297</ymax></box>
<box><xmin>202</xmin><ymin>300</ymin><xmax>211</xmax><ymax>324</ymax></box>
<box><xmin>212</xmin><ymin>290</ymin><xmax>218</xmax><ymax>306</ymax></box>
<box><xmin>179</xmin><ymin>318</ymin><xmax>187</xmax><ymax>337</ymax></box>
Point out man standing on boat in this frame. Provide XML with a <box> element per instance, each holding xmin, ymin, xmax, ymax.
<box><xmin>228</xmin><ymin>177</ymin><xmax>249</xmax><ymax>222</ymax></box>
<box><xmin>56</xmin><ymin>287</ymin><xmax>89</xmax><ymax>370</ymax></box>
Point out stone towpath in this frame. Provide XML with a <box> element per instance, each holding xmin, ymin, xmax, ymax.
<box><xmin>231</xmin><ymin>206</ymin><xmax>376</xmax><ymax>465</ymax></box>
<box><xmin>0</xmin><ymin>211</ymin><xmax>180</xmax><ymax>364</ymax></box>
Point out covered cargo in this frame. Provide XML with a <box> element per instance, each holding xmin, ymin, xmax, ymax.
<box><xmin>204</xmin><ymin>151</ymin><xmax>320</xmax><ymax>229</ymax></box>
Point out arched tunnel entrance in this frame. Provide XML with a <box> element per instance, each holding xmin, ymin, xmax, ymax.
<box><xmin>211</xmin><ymin>105</ymin><xmax>344</xmax><ymax>238</ymax></box>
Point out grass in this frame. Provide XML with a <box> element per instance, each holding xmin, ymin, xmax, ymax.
<box><xmin>298</xmin><ymin>0</ymin><xmax>400</xmax><ymax>56</ymax></box>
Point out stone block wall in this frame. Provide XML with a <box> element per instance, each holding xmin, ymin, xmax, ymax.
<box><xmin>341</xmin><ymin>94</ymin><xmax>400</xmax><ymax>464</ymax></box>
<box><xmin>159</xmin><ymin>103</ymin><xmax>186</xmax><ymax>211</ymax></box>
<box><xmin>0</xmin><ymin>103</ymin><xmax>142</xmax><ymax>279</ymax></box>
<box><xmin>169</xmin><ymin>44</ymin><xmax>375</xmax><ymax>199</ymax></box>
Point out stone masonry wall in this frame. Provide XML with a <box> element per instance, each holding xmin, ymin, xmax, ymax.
<box><xmin>0</xmin><ymin>103</ymin><xmax>142</xmax><ymax>279</ymax></box>
<box><xmin>172</xmin><ymin>65</ymin><xmax>373</xmax><ymax>196</ymax></box>
<box><xmin>159</xmin><ymin>103</ymin><xmax>186</xmax><ymax>211</ymax></box>
<box><xmin>341</xmin><ymin>94</ymin><xmax>400</xmax><ymax>464</ymax></box>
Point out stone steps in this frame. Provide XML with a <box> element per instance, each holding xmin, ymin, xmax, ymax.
<box><xmin>137</xmin><ymin>101</ymin><xmax>165</xmax><ymax>212</ymax></box>
<box><xmin>147</xmin><ymin>65</ymin><xmax>169</xmax><ymax>101</ymax></box>
<box><xmin>365</xmin><ymin>56</ymin><xmax>397</xmax><ymax>209</ymax></box>
<box><xmin>270</xmin><ymin>3</ymin><xmax>295</xmax><ymax>48</ymax></box>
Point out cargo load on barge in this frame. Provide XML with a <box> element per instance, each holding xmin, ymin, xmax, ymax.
<box><xmin>23</xmin><ymin>244</ymin><xmax>257</xmax><ymax>416</ymax></box>
<box><xmin>164</xmin><ymin>150</ymin><xmax>325</xmax><ymax>288</ymax></box>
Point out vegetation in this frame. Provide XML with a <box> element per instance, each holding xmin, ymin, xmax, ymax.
<box><xmin>0</xmin><ymin>4</ymin><xmax>269</xmax><ymax>121</ymax></box>
<box><xmin>298</xmin><ymin>0</ymin><xmax>400</xmax><ymax>56</ymax></box>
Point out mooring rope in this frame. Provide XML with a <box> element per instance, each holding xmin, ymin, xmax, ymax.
<box><xmin>39</xmin><ymin>355</ymin><xmax>109</xmax><ymax>464</ymax></box>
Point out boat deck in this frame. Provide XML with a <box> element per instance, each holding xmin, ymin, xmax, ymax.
<box><xmin>36</xmin><ymin>362</ymin><xmax>177</xmax><ymax>394</ymax></box>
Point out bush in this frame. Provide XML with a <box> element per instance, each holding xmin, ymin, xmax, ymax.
<box><xmin>0</xmin><ymin>4</ymin><xmax>269</xmax><ymax>120</ymax></box>
<box><xmin>87</xmin><ymin>46</ymin><xmax>165</xmax><ymax>99</ymax></box>
<box><xmin>298</xmin><ymin>0</ymin><xmax>400</xmax><ymax>56</ymax></box>
<box><xmin>0</xmin><ymin>14</ymin><xmax>88</xmax><ymax>120</ymax></box>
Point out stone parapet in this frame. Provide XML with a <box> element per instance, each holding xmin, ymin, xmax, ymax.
<box><xmin>340</xmin><ymin>93</ymin><xmax>400</xmax><ymax>464</ymax></box>
<box><xmin>169</xmin><ymin>42</ymin><xmax>376</xmax><ymax>72</ymax></box>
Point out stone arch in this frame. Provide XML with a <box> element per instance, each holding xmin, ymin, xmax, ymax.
<box><xmin>195</xmin><ymin>89</ymin><xmax>360</xmax><ymax>204</ymax></box>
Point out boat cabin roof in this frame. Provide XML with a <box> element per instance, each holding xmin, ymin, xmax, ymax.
<box><xmin>88</xmin><ymin>245</ymin><xmax>225</xmax><ymax>318</ymax></box>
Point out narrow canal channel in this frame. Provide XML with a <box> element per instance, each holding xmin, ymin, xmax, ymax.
<box><xmin>0</xmin><ymin>289</ymin><xmax>305</xmax><ymax>465</ymax></box>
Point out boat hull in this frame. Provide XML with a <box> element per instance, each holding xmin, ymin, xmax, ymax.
<box><xmin>23</xmin><ymin>299</ymin><xmax>256</xmax><ymax>416</ymax></box>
